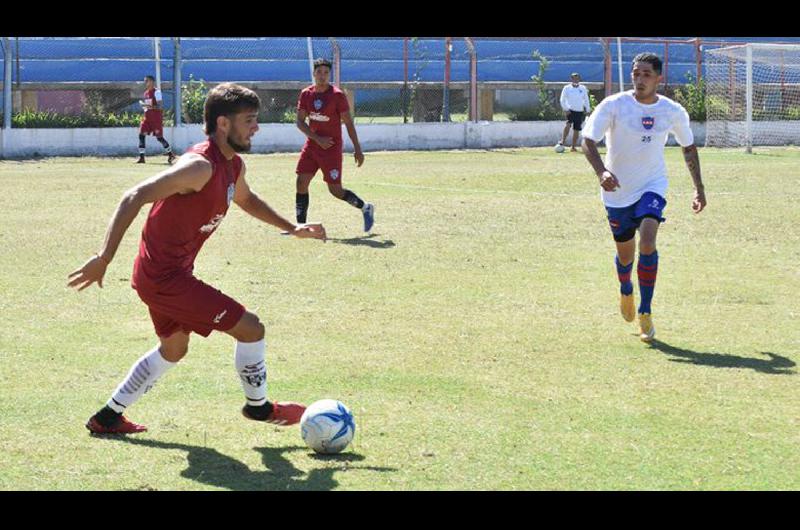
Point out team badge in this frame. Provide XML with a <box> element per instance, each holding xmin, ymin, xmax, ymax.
<box><xmin>227</xmin><ymin>183</ymin><xmax>235</xmax><ymax>206</ymax></box>
<box><xmin>642</xmin><ymin>116</ymin><xmax>655</xmax><ymax>130</ymax></box>
<box><xmin>314</xmin><ymin>99</ymin><xmax>323</xmax><ymax>110</ymax></box>
<box><xmin>329</xmin><ymin>169</ymin><xmax>339</xmax><ymax>180</ymax></box>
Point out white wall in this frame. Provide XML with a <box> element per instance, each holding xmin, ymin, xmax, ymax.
<box><xmin>0</xmin><ymin>121</ymin><xmax>708</xmax><ymax>159</ymax></box>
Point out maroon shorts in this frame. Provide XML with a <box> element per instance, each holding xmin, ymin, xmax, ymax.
<box><xmin>134</xmin><ymin>274</ymin><xmax>245</xmax><ymax>338</ymax></box>
<box><xmin>140</xmin><ymin>113</ymin><xmax>164</xmax><ymax>137</ymax></box>
<box><xmin>296</xmin><ymin>147</ymin><xmax>343</xmax><ymax>184</ymax></box>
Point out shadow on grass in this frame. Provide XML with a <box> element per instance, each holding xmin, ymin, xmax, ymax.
<box><xmin>647</xmin><ymin>339</ymin><xmax>796</xmax><ymax>375</ymax></box>
<box><xmin>110</xmin><ymin>438</ymin><xmax>395</xmax><ymax>491</ymax></box>
<box><xmin>328</xmin><ymin>234</ymin><xmax>395</xmax><ymax>249</ymax></box>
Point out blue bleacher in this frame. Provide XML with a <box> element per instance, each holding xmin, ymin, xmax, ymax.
<box><xmin>9</xmin><ymin>37</ymin><xmax>800</xmax><ymax>86</ymax></box>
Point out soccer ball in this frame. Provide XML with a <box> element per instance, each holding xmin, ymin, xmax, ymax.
<box><xmin>300</xmin><ymin>399</ymin><xmax>356</xmax><ymax>454</ymax></box>
<box><xmin>554</xmin><ymin>143</ymin><xmax>565</xmax><ymax>153</ymax></box>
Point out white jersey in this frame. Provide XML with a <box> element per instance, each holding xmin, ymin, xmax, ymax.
<box><xmin>560</xmin><ymin>83</ymin><xmax>591</xmax><ymax>112</ymax></box>
<box><xmin>582</xmin><ymin>90</ymin><xmax>694</xmax><ymax>208</ymax></box>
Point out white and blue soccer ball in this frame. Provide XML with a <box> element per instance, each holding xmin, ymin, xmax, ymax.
<box><xmin>554</xmin><ymin>143</ymin><xmax>565</xmax><ymax>153</ymax></box>
<box><xmin>300</xmin><ymin>399</ymin><xmax>356</xmax><ymax>454</ymax></box>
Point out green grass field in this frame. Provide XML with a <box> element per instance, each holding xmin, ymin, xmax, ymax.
<box><xmin>1</xmin><ymin>146</ymin><xmax>798</xmax><ymax>490</ymax></box>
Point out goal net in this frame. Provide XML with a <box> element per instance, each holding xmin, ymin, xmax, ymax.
<box><xmin>705</xmin><ymin>43</ymin><xmax>800</xmax><ymax>150</ymax></box>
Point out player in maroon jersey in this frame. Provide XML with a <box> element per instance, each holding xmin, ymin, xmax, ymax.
<box><xmin>137</xmin><ymin>75</ymin><xmax>176</xmax><ymax>165</ymax></box>
<box><xmin>294</xmin><ymin>58</ymin><xmax>374</xmax><ymax>232</ymax></box>
<box><xmin>69</xmin><ymin>83</ymin><xmax>326</xmax><ymax>434</ymax></box>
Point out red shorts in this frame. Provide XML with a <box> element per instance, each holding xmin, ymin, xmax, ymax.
<box><xmin>140</xmin><ymin>113</ymin><xmax>164</xmax><ymax>137</ymax></box>
<box><xmin>134</xmin><ymin>274</ymin><xmax>245</xmax><ymax>338</ymax></box>
<box><xmin>296</xmin><ymin>146</ymin><xmax>343</xmax><ymax>184</ymax></box>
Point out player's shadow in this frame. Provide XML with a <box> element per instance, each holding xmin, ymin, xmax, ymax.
<box><xmin>329</xmin><ymin>234</ymin><xmax>395</xmax><ymax>249</ymax></box>
<box><xmin>110</xmin><ymin>437</ymin><xmax>395</xmax><ymax>491</ymax></box>
<box><xmin>647</xmin><ymin>339</ymin><xmax>796</xmax><ymax>375</ymax></box>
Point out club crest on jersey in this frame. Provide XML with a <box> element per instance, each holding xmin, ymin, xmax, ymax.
<box><xmin>642</xmin><ymin>117</ymin><xmax>655</xmax><ymax>130</ymax></box>
<box><xmin>314</xmin><ymin>99</ymin><xmax>323</xmax><ymax>110</ymax></box>
<box><xmin>329</xmin><ymin>169</ymin><xmax>339</xmax><ymax>180</ymax></box>
<box><xmin>227</xmin><ymin>183</ymin><xmax>235</xmax><ymax>206</ymax></box>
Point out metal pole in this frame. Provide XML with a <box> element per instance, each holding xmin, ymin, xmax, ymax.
<box><xmin>443</xmin><ymin>37</ymin><xmax>451</xmax><ymax>122</ymax></box>
<box><xmin>328</xmin><ymin>38</ymin><xmax>340</xmax><ymax>86</ymax></box>
<box><xmin>602</xmin><ymin>38</ymin><xmax>613</xmax><ymax>97</ymax></box>
<box><xmin>745</xmin><ymin>43</ymin><xmax>753</xmax><ymax>153</ymax></box>
<box><xmin>403</xmin><ymin>37</ymin><xmax>409</xmax><ymax>124</ymax></box>
<box><xmin>3</xmin><ymin>37</ymin><xmax>12</xmax><ymax>129</ymax></box>
<box><xmin>617</xmin><ymin>37</ymin><xmax>624</xmax><ymax>92</ymax></box>
<box><xmin>306</xmin><ymin>37</ymin><xmax>314</xmax><ymax>83</ymax></box>
<box><xmin>695</xmin><ymin>38</ymin><xmax>702</xmax><ymax>83</ymax></box>
<box><xmin>173</xmin><ymin>37</ymin><xmax>182</xmax><ymax>127</ymax></box>
<box><xmin>154</xmin><ymin>37</ymin><xmax>161</xmax><ymax>89</ymax></box>
<box><xmin>465</xmin><ymin>37</ymin><xmax>477</xmax><ymax>122</ymax></box>
<box><xmin>15</xmin><ymin>37</ymin><xmax>20</xmax><ymax>89</ymax></box>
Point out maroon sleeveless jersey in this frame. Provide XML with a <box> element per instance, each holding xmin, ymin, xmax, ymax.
<box><xmin>132</xmin><ymin>139</ymin><xmax>242</xmax><ymax>288</ymax></box>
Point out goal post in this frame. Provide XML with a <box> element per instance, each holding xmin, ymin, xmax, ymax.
<box><xmin>705</xmin><ymin>43</ymin><xmax>800</xmax><ymax>151</ymax></box>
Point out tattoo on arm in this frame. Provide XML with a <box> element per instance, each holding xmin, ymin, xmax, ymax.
<box><xmin>682</xmin><ymin>145</ymin><xmax>704</xmax><ymax>189</ymax></box>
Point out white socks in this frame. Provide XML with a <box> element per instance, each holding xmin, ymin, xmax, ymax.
<box><xmin>235</xmin><ymin>339</ymin><xmax>268</xmax><ymax>406</ymax></box>
<box><xmin>107</xmin><ymin>346</ymin><xmax>176</xmax><ymax>413</ymax></box>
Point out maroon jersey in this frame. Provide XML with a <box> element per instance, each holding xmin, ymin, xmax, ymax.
<box><xmin>132</xmin><ymin>139</ymin><xmax>242</xmax><ymax>287</ymax></box>
<box><xmin>297</xmin><ymin>84</ymin><xmax>350</xmax><ymax>151</ymax></box>
<box><xmin>143</xmin><ymin>87</ymin><xmax>162</xmax><ymax>120</ymax></box>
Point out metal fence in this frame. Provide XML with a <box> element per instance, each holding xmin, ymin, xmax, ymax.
<box><xmin>3</xmin><ymin>36</ymin><xmax>800</xmax><ymax>130</ymax></box>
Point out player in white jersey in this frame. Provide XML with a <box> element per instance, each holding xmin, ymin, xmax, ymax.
<box><xmin>581</xmin><ymin>53</ymin><xmax>707</xmax><ymax>342</ymax></box>
<box><xmin>558</xmin><ymin>73</ymin><xmax>592</xmax><ymax>152</ymax></box>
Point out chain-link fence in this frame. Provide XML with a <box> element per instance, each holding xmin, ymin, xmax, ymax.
<box><xmin>7</xmin><ymin>37</ymin><xmax>176</xmax><ymax>127</ymax></box>
<box><xmin>4</xmin><ymin>36</ymin><xmax>800</xmax><ymax>130</ymax></box>
<box><xmin>1</xmin><ymin>38</ymin><xmax>6</xmax><ymax>122</ymax></box>
<box><xmin>332</xmin><ymin>37</ymin><xmax>471</xmax><ymax>123</ymax></box>
<box><xmin>705</xmin><ymin>44</ymin><xmax>800</xmax><ymax>149</ymax></box>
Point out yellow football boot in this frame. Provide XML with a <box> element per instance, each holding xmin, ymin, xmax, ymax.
<box><xmin>638</xmin><ymin>313</ymin><xmax>655</xmax><ymax>342</ymax></box>
<box><xmin>620</xmin><ymin>293</ymin><xmax>636</xmax><ymax>322</ymax></box>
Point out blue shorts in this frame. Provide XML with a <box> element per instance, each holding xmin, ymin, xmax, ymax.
<box><xmin>605</xmin><ymin>192</ymin><xmax>667</xmax><ymax>242</ymax></box>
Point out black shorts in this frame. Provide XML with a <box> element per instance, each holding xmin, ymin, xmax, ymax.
<box><xmin>567</xmin><ymin>111</ymin><xmax>585</xmax><ymax>131</ymax></box>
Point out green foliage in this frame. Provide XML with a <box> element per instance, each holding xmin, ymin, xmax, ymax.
<box><xmin>672</xmin><ymin>73</ymin><xmax>707</xmax><ymax>121</ymax></box>
<box><xmin>11</xmin><ymin>108</ymin><xmax>143</xmax><ymax>128</ymax></box>
<box><xmin>181</xmin><ymin>75</ymin><xmax>209</xmax><ymax>124</ymax></box>
<box><xmin>786</xmin><ymin>106</ymin><xmax>800</xmax><ymax>120</ymax></box>
<box><xmin>506</xmin><ymin>50</ymin><xmax>564</xmax><ymax>122</ymax></box>
<box><xmin>706</xmin><ymin>95</ymin><xmax>731</xmax><ymax>118</ymax></box>
<box><xmin>589</xmin><ymin>93</ymin><xmax>598</xmax><ymax>111</ymax></box>
<box><xmin>528</xmin><ymin>50</ymin><xmax>563</xmax><ymax>120</ymax></box>
<box><xmin>280</xmin><ymin>107</ymin><xmax>297</xmax><ymax>124</ymax></box>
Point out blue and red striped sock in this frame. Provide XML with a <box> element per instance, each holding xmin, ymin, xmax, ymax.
<box><xmin>637</xmin><ymin>251</ymin><xmax>659</xmax><ymax>314</ymax></box>
<box><xmin>615</xmin><ymin>255</ymin><xmax>634</xmax><ymax>295</ymax></box>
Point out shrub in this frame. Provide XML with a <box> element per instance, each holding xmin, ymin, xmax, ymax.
<box><xmin>181</xmin><ymin>75</ymin><xmax>209</xmax><ymax>124</ymax></box>
<box><xmin>12</xmin><ymin>108</ymin><xmax>143</xmax><ymax>128</ymax></box>
<box><xmin>673</xmin><ymin>73</ymin><xmax>707</xmax><ymax>121</ymax></box>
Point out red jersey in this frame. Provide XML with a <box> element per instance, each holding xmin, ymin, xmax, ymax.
<box><xmin>132</xmin><ymin>139</ymin><xmax>242</xmax><ymax>287</ymax></box>
<box><xmin>297</xmin><ymin>84</ymin><xmax>349</xmax><ymax>150</ymax></box>
<box><xmin>143</xmin><ymin>87</ymin><xmax>162</xmax><ymax>120</ymax></box>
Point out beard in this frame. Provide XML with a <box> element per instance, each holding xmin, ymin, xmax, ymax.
<box><xmin>227</xmin><ymin>134</ymin><xmax>251</xmax><ymax>153</ymax></box>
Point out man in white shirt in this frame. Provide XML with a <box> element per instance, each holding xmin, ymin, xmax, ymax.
<box><xmin>581</xmin><ymin>53</ymin><xmax>707</xmax><ymax>342</ymax></box>
<box><xmin>559</xmin><ymin>73</ymin><xmax>592</xmax><ymax>152</ymax></box>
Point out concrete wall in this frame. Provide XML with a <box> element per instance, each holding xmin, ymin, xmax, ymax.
<box><xmin>0</xmin><ymin>121</ymin><xmax>708</xmax><ymax>159</ymax></box>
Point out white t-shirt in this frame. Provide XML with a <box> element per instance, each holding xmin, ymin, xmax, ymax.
<box><xmin>582</xmin><ymin>90</ymin><xmax>694</xmax><ymax>208</ymax></box>
<box><xmin>560</xmin><ymin>84</ymin><xmax>591</xmax><ymax>112</ymax></box>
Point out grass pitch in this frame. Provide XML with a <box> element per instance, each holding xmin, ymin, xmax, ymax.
<box><xmin>0</xmin><ymin>146</ymin><xmax>798</xmax><ymax>490</ymax></box>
